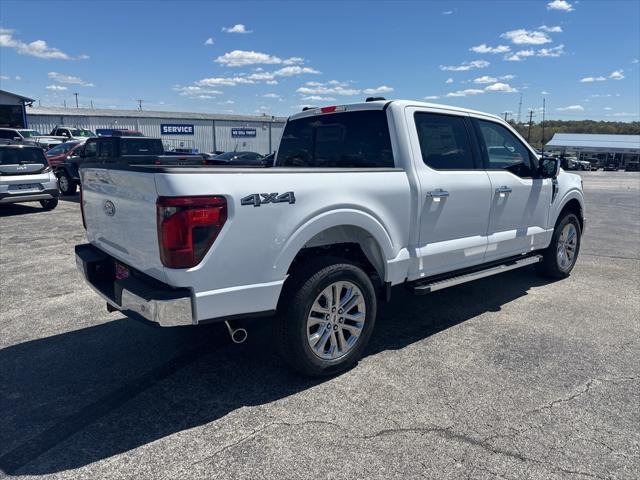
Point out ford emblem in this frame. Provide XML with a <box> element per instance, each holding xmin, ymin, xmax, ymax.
<box><xmin>103</xmin><ymin>200</ymin><xmax>116</xmax><ymax>216</ymax></box>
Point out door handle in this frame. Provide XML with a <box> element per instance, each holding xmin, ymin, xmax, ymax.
<box><xmin>426</xmin><ymin>189</ymin><xmax>450</xmax><ymax>200</ymax></box>
<box><xmin>495</xmin><ymin>186</ymin><xmax>512</xmax><ymax>196</ymax></box>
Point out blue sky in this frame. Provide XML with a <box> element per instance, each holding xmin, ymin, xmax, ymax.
<box><xmin>1</xmin><ymin>0</ymin><xmax>639</xmax><ymax>121</ymax></box>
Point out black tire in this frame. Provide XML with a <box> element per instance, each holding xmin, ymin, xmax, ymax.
<box><xmin>276</xmin><ymin>258</ymin><xmax>378</xmax><ymax>377</ymax></box>
<box><xmin>56</xmin><ymin>170</ymin><xmax>77</xmax><ymax>195</ymax></box>
<box><xmin>40</xmin><ymin>198</ymin><xmax>58</xmax><ymax>210</ymax></box>
<box><xmin>536</xmin><ymin>213</ymin><xmax>581</xmax><ymax>278</ymax></box>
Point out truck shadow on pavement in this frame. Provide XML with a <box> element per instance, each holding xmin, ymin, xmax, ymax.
<box><xmin>0</xmin><ymin>267</ymin><xmax>555</xmax><ymax>476</ymax></box>
<box><xmin>0</xmin><ymin>204</ymin><xmax>50</xmax><ymax>217</ymax></box>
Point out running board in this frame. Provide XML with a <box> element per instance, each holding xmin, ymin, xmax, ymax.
<box><xmin>410</xmin><ymin>255</ymin><xmax>543</xmax><ymax>295</ymax></box>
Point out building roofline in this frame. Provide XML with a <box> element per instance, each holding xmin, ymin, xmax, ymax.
<box><xmin>0</xmin><ymin>89</ymin><xmax>35</xmax><ymax>104</ymax></box>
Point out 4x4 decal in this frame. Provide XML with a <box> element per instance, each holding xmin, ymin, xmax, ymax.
<box><xmin>241</xmin><ymin>192</ymin><xmax>296</xmax><ymax>207</ymax></box>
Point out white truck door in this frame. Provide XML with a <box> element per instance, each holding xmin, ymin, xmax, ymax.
<box><xmin>472</xmin><ymin>118</ymin><xmax>553</xmax><ymax>262</ymax></box>
<box><xmin>407</xmin><ymin>108</ymin><xmax>493</xmax><ymax>278</ymax></box>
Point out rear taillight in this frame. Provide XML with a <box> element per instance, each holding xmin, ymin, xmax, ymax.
<box><xmin>79</xmin><ymin>187</ymin><xmax>86</xmax><ymax>229</ymax></box>
<box><xmin>156</xmin><ymin>196</ymin><xmax>227</xmax><ymax>268</ymax></box>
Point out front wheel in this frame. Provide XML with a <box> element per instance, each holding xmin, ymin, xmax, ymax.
<box><xmin>536</xmin><ymin>213</ymin><xmax>581</xmax><ymax>278</ymax></box>
<box><xmin>56</xmin><ymin>170</ymin><xmax>77</xmax><ymax>196</ymax></box>
<box><xmin>276</xmin><ymin>259</ymin><xmax>377</xmax><ymax>377</ymax></box>
<box><xmin>40</xmin><ymin>198</ymin><xmax>58</xmax><ymax>210</ymax></box>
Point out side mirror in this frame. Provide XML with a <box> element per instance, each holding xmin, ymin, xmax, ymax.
<box><xmin>539</xmin><ymin>157</ymin><xmax>560</xmax><ymax>178</ymax></box>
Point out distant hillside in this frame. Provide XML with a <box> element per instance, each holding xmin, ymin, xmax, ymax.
<box><xmin>510</xmin><ymin>120</ymin><xmax>640</xmax><ymax>148</ymax></box>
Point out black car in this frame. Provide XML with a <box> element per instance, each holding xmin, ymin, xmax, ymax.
<box><xmin>209</xmin><ymin>151</ymin><xmax>266</xmax><ymax>166</ymax></box>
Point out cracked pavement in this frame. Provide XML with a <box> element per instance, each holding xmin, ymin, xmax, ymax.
<box><xmin>1</xmin><ymin>172</ymin><xmax>639</xmax><ymax>479</ymax></box>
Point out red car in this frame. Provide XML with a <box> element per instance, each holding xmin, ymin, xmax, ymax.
<box><xmin>45</xmin><ymin>140</ymin><xmax>84</xmax><ymax>167</ymax></box>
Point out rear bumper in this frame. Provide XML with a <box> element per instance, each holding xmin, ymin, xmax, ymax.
<box><xmin>0</xmin><ymin>187</ymin><xmax>59</xmax><ymax>204</ymax></box>
<box><xmin>75</xmin><ymin>243</ymin><xmax>194</xmax><ymax>327</ymax></box>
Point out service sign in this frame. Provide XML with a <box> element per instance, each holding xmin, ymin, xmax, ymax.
<box><xmin>161</xmin><ymin>124</ymin><xmax>194</xmax><ymax>135</ymax></box>
<box><xmin>231</xmin><ymin>128</ymin><xmax>257</xmax><ymax>138</ymax></box>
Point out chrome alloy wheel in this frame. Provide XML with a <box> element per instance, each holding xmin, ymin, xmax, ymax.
<box><xmin>306</xmin><ymin>281</ymin><xmax>366</xmax><ymax>360</ymax></box>
<box><xmin>57</xmin><ymin>174</ymin><xmax>69</xmax><ymax>192</ymax></box>
<box><xmin>557</xmin><ymin>223</ymin><xmax>578</xmax><ymax>271</ymax></box>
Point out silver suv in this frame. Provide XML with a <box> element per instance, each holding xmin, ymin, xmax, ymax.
<box><xmin>0</xmin><ymin>145</ymin><xmax>60</xmax><ymax>209</ymax></box>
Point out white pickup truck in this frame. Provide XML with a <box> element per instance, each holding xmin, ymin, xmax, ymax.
<box><xmin>75</xmin><ymin>99</ymin><xmax>585</xmax><ymax>376</ymax></box>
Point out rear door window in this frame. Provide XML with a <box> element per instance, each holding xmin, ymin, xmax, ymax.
<box><xmin>414</xmin><ymin>112</ymin><xmax>477</xmax><ymax>170</ymax></box>
<box><xmin>276</xmin><ymin>110</ymin><xmax>394</xmax><ymax>168</ymax></box>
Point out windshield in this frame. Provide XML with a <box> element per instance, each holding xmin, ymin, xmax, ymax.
<box><xmin>275</xmin><ymin>110</ymin><xmax>394</xmax><ymax>168</ymax></box>
<box><xmin>0</xmin><ymin>148</ymin><xmax>47</xmax><ymax>165</ymax></box>
<box><xmin>120</xmin><ymin>138</ymin><xmax>164</xmax><ymax>156</ymax></box>
<box><xmin>19</xmin><ymin>130</ymin><xmax>43</xmax><ymax>138</ymax></box>
<box><xmin>70</xmin><ymin>129</ymin><xmax>95</xmax><ymax>137</ymax></box>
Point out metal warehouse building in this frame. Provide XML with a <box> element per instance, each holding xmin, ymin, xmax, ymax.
<box><xmin>25</xmin><ymin>106</ymin><xmax>287</xmax><ymax>155</ymax></box>
<box><xmin>546</xmin><ymin>133</ymin><xmax>640</xmax><ymax>167</ymax></box>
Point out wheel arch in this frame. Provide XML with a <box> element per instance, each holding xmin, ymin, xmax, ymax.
<box><xmin>555</xmin><ymin>194</ymin><xmax>585</xmax><ymax>231</ymax></box>
<box><xmin>274</xmin><ymin>210</ymin><xmax>395</xmax><ymax>283</ymax></box>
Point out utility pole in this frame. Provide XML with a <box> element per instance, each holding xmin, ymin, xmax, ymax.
<box><xmin>73</xmin><ymin>92</ymin><xmax>79</xmax><ymax>108</ymax></box>
<box><xmin>90</xmin><ymin>100</ymin><xmax>94</xmax><ymax>109</ymax></box>
<box><xmin>137</xmin><ymin>99</ymin><xmax>143</xmax><ymax>111</ymax></box>
<box><xmin>541</xmin><ymin>98</ymin><xmax>546</xmax><ymax>155</ymax></box>
<box><xmin>503</xmin><ymin>111</ymin><xmax>510</xmax><ymax>122</ymax></box>
<box><xmin>63</xmin><ymin>99</ymin><xmax>66</xmax><ymax>108</ymax></box>
<box><xmin>517</xmin><ymin>92</ymin><xmax>523</xmax><ymax>124</ymax></box>
<box><xmin>527</xmin><ymin>109</ymin><xmax>535</xmax><ymax>142</ymax></box>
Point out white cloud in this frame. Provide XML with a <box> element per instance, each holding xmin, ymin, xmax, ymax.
<box><xmin>446</xmin><ymin>89</ymin><xmax>485</xmax><ymax>97</ymax></box>
<box><xmin>263</xmin><ymin>93</ymin><xmax>280</xmax><ymax>98</ymax></box>
<box><xmin>204</xmin><ymin>37</ymin><xmax>214</xmax><ymax>46</ymax></box>
<box><xmin>0</xmin><ymin>28</ymin><xmax>85</xmax><ymax>60</ymax></box>
<box><xmin>500</xmin><ymin>29</ymin><xmax>552</xmax><ymax>45</ymax></box>
<box><xmin>442</xmin><ymin>10</ymin><xmax>454</xmax><ymax>15</ymax></box>
<box><xmin>473</xmin><ymin>75</ymin><xmax>498</xmax><ymax>84</ymax></box>
<box><xmin>274</xmin><ymin>66</ymin><xmax>320</xmax><ymax>76</ymax></box>
<box><xmin>539</xmin><ymin>25</ymin><xmax>563</xmax><ymax>33</ymax></box>
<box><xmin>196</xmin><ymin>76</ymin><xmax>254</xmax><ymax>87</ymax></box>
<box><xmin>14</xmin><ymin>75</ymin><xmax>21</xmax><ymax>80</ymax></box>
<box><xmin>590</xmin><ymin>94</ymin><xmax>613</xmax><ymax>98</ymax></box>
<box><xmin>424</xmin><ymin>95</ymin><xmax>440</xmax><ymax>100</ymax></box>
<box><xmin>48</xmin><ymin>72</ymin><xmax>94</xmax><ymax>86</ymax></box>
<box><xmin>445</xmin><ymin>78</ymin><xmax>453</xmax><ymax>84</ymax></box>
<box><xmin>470</xmin><ymin>44</ymin><xmax>511</xmax><ymax>54</ymax></box>
<box><xmin>557</xmin><ymin>105</ymin><xmax>584</xmax><ymax>111</ymax></box>
<box><xmin>580</xmin><ymin>76</ymin><xmax>606</xmax><ymax>83</ymax></box>
<box><xmin>266</xmin><ymin>80</ymin><xmax>278</xmax><ymax>85</ymax></box>
<box><xmin>609</xmin><ymin>70</ymin><xmax>624</xmax><ymax>80</ymax></box>
<box><xmin>296</xmin><ymin>81</ymin><xmax>360</xmax><ymax>96</ymax></box>
<box><xmin>541</xmin><ymin>90</ymin><xmax>550</xmax><ymax>95</ymax></box>
<box><xmin>363</xmin><ymin>85</ymin><xmax>394</xmax><ymax>95</ymax></box>
<box><xmin>439</xmin><ymin>60</ymin><xmax>490</xmax><ymax>71</ymax></box>
<box><xmin>0</xmin><ymin>75</ymin><xmax>9</xmax><ymax>80</ymax></box>
<box><xmin>215</xmin><ymin>50</ymin><xmax>305</xmax><ymax>67</ymax></box>
<box><xmin>173</xmin><ymin>85</ymin><xmax>223</xmax><ymax>97</ymax></box>
<box><xmin>222</xmin><ymin>24</ymin><xmax>252</xmax><ymax>34</ymax></box>
<box><xmin>504</xmin><ymin>49</ymin><xmax>536</xmax><ymax>61</ymax></box>
<box><xmin>45</xmin><ymin>84</ymin><xmax>67</xmax><ymax>91</ymax></box>
<box><xmin>484</xmin><ymin>82</ymin><xmax>518</xmax><ymax>93</ymax></box>
<box><xmin>218</xmin><ymin>100</ymin><xmax>235</xmax><ymax>104</ymax></box>
<box><xmin>500</xmin><ymin>74</ymin><xmax>516</xmax><ymax>80</ymax></box>
<box><xmin>632</xmin><ymin>59</ymin><xmax>639</xmax><ymax>64</ymax></box>
<box><xmin>537</xmin><ymin>44</ymin><xmax>565</xmax><ymax>57</ymax></box>
<box><xmin>302</xmin><ymin>95</ymin><xmax>337</xmax><ymax>101</ymax></box>
<box><xmin>603</xmin><ymin>107</ymin><xmax>613</xmax><ymax>111</ymax></box>
<box><xmin>547</xmin><ymin>0</ymin><xmax>574</xmax><ymax>12</ymax></box>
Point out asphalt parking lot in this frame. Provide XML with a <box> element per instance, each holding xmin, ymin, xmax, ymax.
<box><xmin>1</xmin><ymin>172</ymin><xmax>638</xmax><ymax>480</ymax></box>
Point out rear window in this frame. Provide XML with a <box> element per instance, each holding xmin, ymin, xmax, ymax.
<box><xmin>276</xmin><ymin>110</ymin><xmax>394</xmax><ymax>168</ymax></box>
<box><xmin>0</xmin><ymin>148</ymin><xmax>47</xmax><ymax>165</ymax></box>
<box><xmin>121</xmin><ymin>139</ymin><xmax>164</xmax><ymax>156</ymax></box>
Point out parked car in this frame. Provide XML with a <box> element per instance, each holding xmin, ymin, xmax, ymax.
<box><xmin>576</xmin><ymin>160</ymin><xmax>591</xmax><ymax>171</ymax></box>
<box><xmin>53</xmin><ymin>136</ymin><xmax>166</xmax><ymax>195</ymax></box>
<box><xmin>50</xmin><ymin>126</ymin><xmax>96</xmax><ymax>140</ymax></box>
<box><xmin>95</xmin><ymin>128</ymin><xmax>144</xmax><ymax>137</ymax></box>
<box><xmin>0</xmin><ymin>128</ymin><xmax>65</xmax><ymax>150</ymax></box>
<box><xmin>0</xmin><ymin>145</ymin><xmax>59</xmax><ymax>209</ymax></box>
<box><xmin>604</xmin><ymin>162</ymin><xmax>619</xmax><ymax>171</ymax></box>
<box><xmin>75</xmin><ymin>99</ymin><xmax>585</xmax><ymax>376</ymax></box>
<box><xmin>46</xmin><ymin>140</ymin><xmax>85</xmax><ymax>167</ymax></box>
<box><xmin>624</xmin><ymin>161</ymin><xmax>640</xmax><ymax>172</ymax></box>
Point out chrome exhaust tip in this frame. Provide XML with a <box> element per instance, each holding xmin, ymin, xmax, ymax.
<box><xmin>225</xmin><ymin>321</ymin><xmax>248</xmax><ymax>344</ymax></box>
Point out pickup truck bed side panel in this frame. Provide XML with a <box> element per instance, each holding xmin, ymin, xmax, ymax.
<box><xmin>152</xmin><ymin>169</ymin><xmax>412</xmax><ymax>321</ymax></box>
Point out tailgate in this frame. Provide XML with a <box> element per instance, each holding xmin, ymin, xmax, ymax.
<box><xmin>81</xmin><ymin>168</ymin><xmax>166</xmax><ymax>282</ymax></box>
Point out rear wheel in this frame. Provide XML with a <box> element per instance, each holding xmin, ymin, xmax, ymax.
<box><xmin>536</xmin><ymin>213</ymin><xmax>581</xmax><ymax>278</ymax></box>
<box><xmin>276</xmin><ymin>259</ymin><xmax>377</xmax><ymax>377</ymax></box>
<box><xmin>56</xmin><ymin>170</ymin><xmax>77</xmax><ymax>195</ymax></box>
<box><xmin>40</xmin><ymin>198</ymin><xmax>58</xmax><ymax>210</ymax></box>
